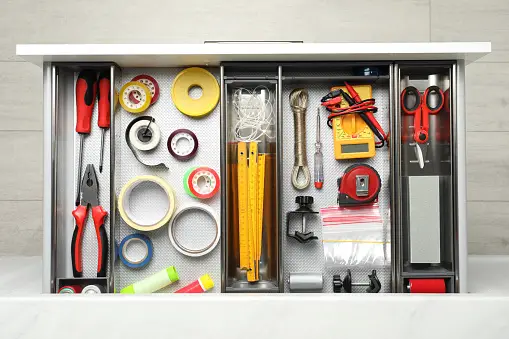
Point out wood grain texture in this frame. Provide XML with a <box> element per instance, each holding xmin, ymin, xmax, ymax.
<box><xmin>467</xmin><ymin>132</ymin><xmax>509</xmax><ymax>202</ymax></box>
<box><xmin>0</xmin><ymin>132</ymin><xmax>42</xmax><ymax>200</ymax></box>
<box><xmin>430</xmin><ymin>0</ymin><xmax>509</xmax><ymax>62</ymax></box>
<box><xmin>468</xmin><ymin>201</ymin><xmax>509</xmax><ymax>254</ymax></box>
<box><xmin>3</xmin><ymin>0</ymin><xmax>430</xmax><ymax>61</ymax></box>
<box><xmin>466</xmin><ymin>62</ymin><xmax>509</xmax><ymax>132</ymax></box>
<box><xmin>0</xmin><ymin>62</ymin><xmax>42</xmax><ymax>130</ymax></box>
<box><xmin>0</xmin><ymin>201</ymin><xmax>42</xmax><ymax>256</ymax></box>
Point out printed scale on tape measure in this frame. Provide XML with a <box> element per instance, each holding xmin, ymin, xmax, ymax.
<box><xmin>238</xmin><ymin>141</ymin><xmax>265</xmax><ymax>282</ymax></box>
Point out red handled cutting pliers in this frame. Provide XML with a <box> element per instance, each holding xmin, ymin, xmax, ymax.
<box><xmin>400</xmin><ymin>86</ymin><xmax>444</xmax><ymax>143</ymax></box>
<box><xmin>72</xmin><ymin>164</ymin><xmax>108</xmax><ymax>277</ymax></box>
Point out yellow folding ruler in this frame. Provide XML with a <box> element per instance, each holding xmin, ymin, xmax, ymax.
<box><xmin>237</xmin><ymin>141</ymin><xmax>265</xmax><ymax>282</ymax></box>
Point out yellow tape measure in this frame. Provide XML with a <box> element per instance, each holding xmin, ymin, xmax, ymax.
<box><xmin>332</xmin><ymin>85</ymin><xmax>376</xmax><ymax>159</ymax></box>
<box><xmin>237</xmin><ymin>141</ymin><xmax>266</xmax><ymax>282</ymax></box>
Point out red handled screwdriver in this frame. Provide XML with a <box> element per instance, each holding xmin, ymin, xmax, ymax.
<box><xmin>98</xmin><ymin>71</ymin><xmax>111</xmax><ymax>173</ymax></box>
<box><xmin>75</xmin><ymin>70</ymin><xmax>98</xmax><ymax>206</ymax></box>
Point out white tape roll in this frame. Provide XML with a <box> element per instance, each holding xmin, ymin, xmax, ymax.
<box><xmin>119</xmin><ymin>176</ymin><xmax>176</xmax><ymax>231</ymax></box>
<box><xmin>128</xmin><ymin>119</ymin><xmax>161</xmax><ymax>151</ymax></box>
<box><xmin>168</xmin><ymin>203</ymin><xmax>220</xmax><ymax>257</ymax></box>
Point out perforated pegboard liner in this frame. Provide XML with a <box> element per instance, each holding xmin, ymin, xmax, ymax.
<box><xmin>282</xmin><ymin>81</ymin><xmax>392</xmax><ymax>293</ymax></box>
<box><xmin>113</xmin><ymin>68</ymin><xmax>221</xmax><ymax>293</ymax></box>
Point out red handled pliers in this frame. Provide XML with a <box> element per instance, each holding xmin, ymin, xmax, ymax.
<box><xmin>72</xmin><ymin>164</ymin><xmax>108</xmax><ymax>277</ymax></box>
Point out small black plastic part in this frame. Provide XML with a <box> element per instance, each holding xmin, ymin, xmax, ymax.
<box><xmin>333</xmin><ymin>275</ymin><xmax>343</xmax><ymax>293</ymax></box>
<box><xmin>286</xmin><ymin>196</ymin><xmax>319</xmax><ymax>243</ymax></box>
<box><xmin>342</xmin><ymin>269</ymin><xmax>381</xmax><ymax>293</ymax></box>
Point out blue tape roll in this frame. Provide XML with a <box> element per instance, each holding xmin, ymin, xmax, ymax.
<box><xmin>119</xmin><ymin>233</ymin><xmax>153</xmax><ymax>269</ymax></box>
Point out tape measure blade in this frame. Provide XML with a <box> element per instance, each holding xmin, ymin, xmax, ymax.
<box><xmin>237</xmin><ymin>142</ymin><xmax>249</xmax><ymax>270</ymax></box>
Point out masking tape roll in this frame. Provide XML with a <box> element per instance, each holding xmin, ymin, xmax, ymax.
<box><xmin>168</xmin><ymin>203</ymin><xmax>220</xmax><ymax>257</ymax></box>
<box><xmin>119</xmin><ymin>176</ymin><xmax>176</xmax><ymax>231</ymax></box>
<box><xmin>120</xmin><ymin>81</ymin><xmax>152</xmax><ymax>114</ymax></box>
<box><xmin>171</xmin><ymin>67</ymin><xmax>219</xmax><ymax>118</ymax></box>
<box><xmin>128</xmin><ymin>119</ymin><xmax>161</xmax><ymax>151</ymax></box>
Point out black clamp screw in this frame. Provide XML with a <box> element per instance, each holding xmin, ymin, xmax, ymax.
<box><xmin>286</xmin><ymin>196</ymin><xmax>318</xmax><ymax>243</ymax></box>
<box><xmin>333</xmin><ymin>269</ymin><xmax>381</xmax><ymax>293</ymax></box>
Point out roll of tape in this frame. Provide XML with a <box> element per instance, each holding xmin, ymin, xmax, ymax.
<box><xmin>168</xmin><ymin>203</ymin><xmax>220</xmax><ymax>257</ymax></box>
<box><xmin>288</xmin><ymin>273</ymin><xmax>323</xmax><ymax>292</ymax></box>
<box><xmin>58</xmin><ymin>285</ymin><xmax>82</xmax><ymax>294</ymax></box>
<box><xmin>187</xmin><ymin>167</ymin><xmax>220</xmax><ymax>199</ymax></box>
<box><xmin>119</xmin><ymin>81</ymin><xmax>152</xmax><ymax>114</ymax></box>
<box><xmin>125</xmin><ymin>116</ymin><xmax>168</xmax><ymax>169</ymax></box>
<box><xmin>408</xmin><ymin>279</ymin><xmax>446</xmax><ymax>293</ymax></box>
<box><xmin>82</xmin><ymin>285</ymin><xmax>105</xmax><ymax>294</ymax></box>
<box><xmin>167</xmin><ymin>129</ymin><xmax>199</xmax><ymax>161</ymax></box>
<box><xmin>119</xmin><ymin>233</ymin><xmax>153</xmax><ymax>268</ymax></box>
<box><xmin>183</xmin><ymin>166</ymin><xmax>199</xmax><ymax>198</ymax></box>
<box><xmin>171</xmin><ymin>67</ymin><xmax>219</xmax><ymax>118</ymax></box>
<box><xmin>128</xmin><ymin>119</ymin><xmax>161</xmax><ymax>151</ymax></box>
<box><xmin>119</xmin><ymin>176</ymin><xmax>176</xmax><ymax>231</ymax></box>
<box><xmin>131</xmin><ymin>74</ymin><xmax>160</xmax><ymax>104</ymax></box>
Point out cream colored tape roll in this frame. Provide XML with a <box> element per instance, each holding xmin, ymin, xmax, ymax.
<box><xmin>118</xmin><ymin>176</ymin><xmax>176</xmax><ymax>231</ymax></box>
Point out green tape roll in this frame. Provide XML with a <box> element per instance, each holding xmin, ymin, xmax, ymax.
<box><xmin>183</xmin><ymin>167</ymin><xmax>198</xmax><ymax>198</ymax></box>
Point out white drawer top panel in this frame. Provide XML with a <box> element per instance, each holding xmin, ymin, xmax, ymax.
<box><xmin>16</xmin><ymin>42</ymin><xmax>490</xmax><ymax>67</ymax></box>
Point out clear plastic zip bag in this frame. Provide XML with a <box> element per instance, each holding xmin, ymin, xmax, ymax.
<box><xmin>320</xmin><ymin>204</ymin><xmax>389</xmax><ymax>266</ymax></box>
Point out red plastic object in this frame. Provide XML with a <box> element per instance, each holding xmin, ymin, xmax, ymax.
<box><xmin>338</xmin><ymin>164</ymin><xmax>381</xmax><ymax>206</ymax></box>
<box><xmin>98</xmin><ymin>72</ymin><xmax>111</xmax><ymax>129</ymax></box>
<box><xmin>75</xmin><ymin>70</ymin><xmax>97</xmax><ymax>134</ymax></box>
<box><xmin>408</xmin><ymin>279</ymin><xmax>446</xmax><ymax>293</ymax></box>
<box><xmin>187</xmin><ymin>167</ymin><xmax>220</xmax><ymax>199</ymax></box>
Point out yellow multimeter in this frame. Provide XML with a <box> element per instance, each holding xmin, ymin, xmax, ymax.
<box><xmin>331</xmin><ymin>84</ymin><xmax>376</xmax><ymax>160</ymax></box>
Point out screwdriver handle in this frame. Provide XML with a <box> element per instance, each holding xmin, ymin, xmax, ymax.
<box><xmin>98</xmin><ymin>70</ymin><xmax>111</xmax><ymax>129</ymax></box>
<box><xmin>76</xmin><ymin>70</ymin><xmax>97</xmax><ymax>134</ymax></box>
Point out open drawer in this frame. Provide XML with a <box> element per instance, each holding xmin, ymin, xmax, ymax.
<box><xmin>32</xmin><ymin>43</ymin><xmax>488</xmax><ymax>294</ymax></box>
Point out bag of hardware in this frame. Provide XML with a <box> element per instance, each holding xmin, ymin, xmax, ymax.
<box><xmin>320</xmin><ymin>204</ymin><xmax>388</xmax><ymax>266</ymax></box>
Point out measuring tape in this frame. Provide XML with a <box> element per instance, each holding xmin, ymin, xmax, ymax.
<box><xmin>237</xmin><ymin>141</ymin><xmax>266</xmax><ymax>282</ymax></box>
<box><xmin>119</xmin><ymin>81</ymin><xmax>152</xmax><ymax>114</ymax></box>
<box><xmin>186</xmin><ymin>167</ymin><xmax>220</xmax><ymax>199</ymax></box>
<box><xmin>167</xmin><ymin>129</ymin><xmax>199</xmax><ymax>161</ymax></box>
<box><xmin>130</xmin><ymin>74</ymin><xmax>160</xmax><ymax>105</ymax></box>
<box><xmin>118</xmin><ymin>175</ymin><xmax>176</xmax><ymax>231</ymax></box>
<box><xmin>171</xmin><ymin>67</ymin><xmax>219</xmax><ymax>118</ymax></box>
<box><xmin>119</xmin><ymin>233</ymin><xmax>153</xmax><ymax>269</ymax></box>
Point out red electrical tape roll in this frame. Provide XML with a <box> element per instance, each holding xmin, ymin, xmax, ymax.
<box><xmin>408</xmin><ymin>279</ymin><xmax>446</xmax><ymax>293</ymax></box>
<box><xmin>187</xmin><ymin>167</ymin><xmax>220</xmax><ymax>199</ymax></box>
<box><xmin>129</xmin><ymin>75</ymin><xmax>160</xmax><ymax>105</ymax></box>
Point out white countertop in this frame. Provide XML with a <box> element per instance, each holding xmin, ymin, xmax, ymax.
<box><xmin>1</xmin><ymin>255</ymin><xmax>508</xmax><ymax>339</ymax></box>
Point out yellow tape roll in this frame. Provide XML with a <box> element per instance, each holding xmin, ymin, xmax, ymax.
<box><xmin>171</xmin><ymin>67</ymin><xmax>219</xmax><ymax>118</ymax></box>
<box><xmin>119</xmin><ymin>81</ymin><xmax>152</xmax><ymax>114</ymax></box>
<box><xmin>118</xmin><ymin>176</ymin><xmax>176</xmax><ymax>231</ymax></box>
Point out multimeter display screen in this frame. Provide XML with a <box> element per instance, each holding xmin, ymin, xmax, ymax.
<box><xmin>341</xmin><ymin>144</ymin><xmax>369</xmax><ymax>154</ymax></box>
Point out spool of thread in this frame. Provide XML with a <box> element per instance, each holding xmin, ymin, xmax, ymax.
<box><xmin>288</xmin><ymin>273</ymin><xmax>323</xmax><ymax>292</ymax></box>
<box><xmin>174</xmin><ymin>274</ymin><xmax>215</xmax><ymax>293</ymax></box>
<box><xmin>58</xmin><ymin>285</ymin><xmax>83</xmax><ymax>294</ymax></box>
<box><xmin>408</xmin><ymin>279</ymin><xmax>446</xmax><ymax>293</ymax></box>
<box><xmin>82</xmin><ymin>285</ymin><xmax>105</xmax><ymax>294</ymax></box>
<box><xmin>120</xmin><ymin>266</ymin><xmax>179</xmax><ymax>294</ymax></box>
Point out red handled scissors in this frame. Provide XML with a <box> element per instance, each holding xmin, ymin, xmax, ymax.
<box><xmin>400</xmin><ymin>86</ymin><xmax>444</xmax><ymax>143</ymax></box>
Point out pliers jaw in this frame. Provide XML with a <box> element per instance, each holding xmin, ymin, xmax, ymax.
<box><xmin>79</xmin><ymin>164</ymin><xmax>99</xmax><ymax>207</ymax></box>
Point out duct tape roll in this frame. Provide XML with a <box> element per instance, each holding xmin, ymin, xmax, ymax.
<box><xmin>119</xmin><ymin>233</ymin><xmax>153</xmax><ymax>269</ymax></box>
<box><xmin>130</xmin><ymin>74</ymin><xmax>160</xmax><ymax>105</ymax></box>
<box><xmin>82</xmin><ymin>285</ymin><xmax>105</xmax><ymax>294</ymax></box>
<box><xmin>187</xmin><ymin>167</ymin><xmax>220</xmax><ymax>199</ymax></box>
<box><xmin>125</xmin><ymin>116</ymin><xmax>168</xmax><ymax>169</ymax></box>
<box><xmin>58</xmin><ymin>285</ymin><xmax>82</xmax><ymax>294</ymax></box>
<box><xmin>119</xmin><ymin>81</ymin><xmax>152</xmax><ymax>114</ymax></box>
<box><xmin>167</xmin><ymin>129</ymin><xmax>199</xmax><ymax>161</ymax></box>
<box><xmin>408</xmin><ymin>279</ymin><xmax>446</xmax><ymax>293</ymax></box>
<box><xmin>119</xmin><ymin>175</ymin><xmax>176</xmax><ymax>232</ymax></box>
<box><xmin>128</xmin><ymin>118</ymin><xmax>161</xmax><ymax>151</ymax></box>
<box><xmin>168</xmin><ymin>203</ymin><xmax>220</xmax><ymax>257</ymax></box>
<box><xmin>171</xmin><ymin>67</ymin><xmax>219</xmax><ymax>118</ymax></box>
<box><xmin>183</xmin><ymin>166</ymin><xmax>199</xmax><ymax>198</ymax></box>
<box><xmin>288</xmin><ymin>273</ymin><xmax>323</xmax><ymax>292</ymax></box>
